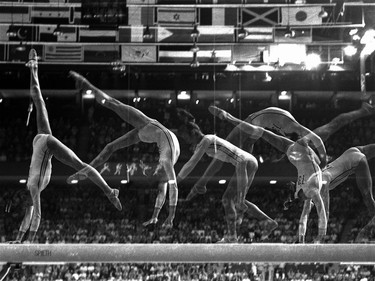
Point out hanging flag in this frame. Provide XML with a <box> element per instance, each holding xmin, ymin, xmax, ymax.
<box><xmin>57</xmin><ymin>26</ymin><xmax>77</xmax><ymax>42</ymax></box>
<box><xmin>31</xmin><ymin>6</ymin><xmax>80</xmax><ymax>24</ymax></box>
<box><xmin>199</xmin><ymin>8</ymin><xmax>237</xmax><ymax>26</ymax></box>
<box><xmin>38</xmin><ymin>25</ymin><xmax>77</xmax><ymax>42</ymax></box>
<box><xmin>157</xmin><ymin>27</ymin><xmax>192</xmax><ymax>42</ymax></box>
<box><xmin>195</xmin><ymin>26</ymin><xmax>234</xmax><ymax>43</ymax></box>
<box><xmin>156</xmin><ymin>7</ymin><xmax>196</xmax><ymax>25</ymax></box>
<box><xmin>44</xmin><ymin>45</ymin><xmax>83</xmax><ymax>62</ymax></box>
<box><xmin>281</xmin><ymin>6</ymin><xmax>322</xmax><ymax>26</ymax></box>
<box><xmin>157</xmin><ymin>26</ymin><xmax>234</xmax><ymax>43</ymax></box>
<box><xmin>127</xmin><ymin>0</ymin><xmax>156</xmax><ymax>3</ymax></box>
<box><xmin>275</xmin><ymin>28</ymin><xmax>312</xmax><ymax>43</ymax></box>
<box><xmin>118</xmin><ymin>26</ymin><xmax>156</xmax><ymax>43</ymax></box>
<box><xmin>121</xmin><ymin>45</ymin><xmax>157</xmax><ymax>62</ymax></box>
<box><xmin>233</xmin><ymin>45</ymin><xmax>268</xmax><ymax>63</ymax></box>
<box><xmin>79</xmin><ymin>27</ymin><xmax>117</xmax><ymax>42</ymax></box>
<box><xmin>0</xmin><ymin>25</ymin><xmax>35</xmax><ymax>41</ymax></box>
<box><xmin>0</xmin><ymin>6</ymin><xmax>30</xmax><ymax>23</ymax></box>
<box><xmin>31</xmin><ymin>6</ymin><xmax>70</xmax><ymax>24</ymax></box>
<box><xmin>242</xmin><ymin>7</ymin><xmax>278</xmax><ymax>27</ymax></box>
<box><xmin>128</xmin><ymin>6</ymin><xmax>154</xmax><ymax>26</ymax></box>
<box><xmin>0</xmin><ymin>25</ymin><xmax>8</xmax><ymax>41</ymax></box>
<box><xmin>158</xmin><ymin>45</ymin><xmax>231</xmax><ymax>63</ymax></box>
<box><xmin>84</xmin><ymin>45</ymin><xmax>119</xmax><ymax>62</ymax></box>
<box><xmin>238</xmin><ymin>27</ymin><xmax>273</xmax><ymax>42</ymax></box>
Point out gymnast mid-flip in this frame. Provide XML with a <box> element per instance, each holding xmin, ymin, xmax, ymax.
<box><xmin>297</xmin><ymin>145</ymin><xmax>375</xmax><ymax>242</ymax></box>
<box><xmin>176</xmin><ymin>108</ymin><xmax>277</xmax><ymax>243</ymax></box>
<box><xmin>68</xmin><ymin>71</ymin><xmax>180</xmax><ymax>228</ymax></box>
<box><xmin>10</xmin><ymin>49</ymin><xmax>121</xmax><ymax>244</ymax></box>
<box><xmin>209</xmin><ymin>106</ymin><xmax>327</xmax><ymax>243</ymax></box>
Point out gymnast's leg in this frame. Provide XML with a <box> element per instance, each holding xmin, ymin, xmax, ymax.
<box><xmin>27</xmin><ymin>49</ymin><xmax>51</xmax><ymax>135</ymax></box>
<box><xmin>47</xmin><ymin>135</ymin><xmax>122</xmax><ymax>211</ymax></box>
<box><xmin>69</xmin><ymin>71</ymin><xmax>150</xmax><ymax>129</ymax></box>
<box><xmin>313</xmin><ymin>103</ymin><xmax>375</xmax><ymax>142</ymax></box>
<box><xmin>209</xmin><ymin>106</ymin><xmax>293</xmax><ymax>154</ymax></box>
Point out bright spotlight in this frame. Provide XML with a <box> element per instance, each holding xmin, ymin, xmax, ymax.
<box><xmin>344</xmin><ymin>45</ymin><xmax>357</xmax><ymax>56</ymax></box>
<box><xmin>305</xmin><ymin>53</ymin><xmax>321</xmax><ymax>70</ymax></box>
<box><xmin>218</xmin><ymin>179</ymin><xmax>227</xmax><ymax>184</ymax></box>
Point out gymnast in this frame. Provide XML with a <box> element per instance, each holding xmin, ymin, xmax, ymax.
<box><xmin>188</xmin><ymin>104</ymin><xmax>375</xmax><ymax>202</ymax></box>
<box><xmin>296</xmin><ymin>145</ymin><xmax>375</xmax><ymax>243</ymax></box>
<box><xmin>68</xmin><ymin>71</ymin><xmax>180</xmax><ymax>229</ymax></box>
<box><xmin>209</xmin><ymin>106</ymin><xmax>327</xmax><ymax>243</ymax></box>
<box><xmin>10</xmin><ymin>49</ymin><xmax>121</xmax><ymax>244</ymax></box>
<box><xmin>176</xmin><ymin>108</ymin><xmax>277</xmax><ymax>243</ymax></box>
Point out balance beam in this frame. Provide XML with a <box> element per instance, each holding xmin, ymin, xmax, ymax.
<box><xmin>1</xmin><ymin>243</ymin><xmax>374</xmax><ymax>263</ymax></box>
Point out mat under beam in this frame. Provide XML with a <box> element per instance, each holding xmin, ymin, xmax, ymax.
<box><xmin>1</xmin><ymin>244</ymin><xmax>375</xmax><ymax>263</ymax></box>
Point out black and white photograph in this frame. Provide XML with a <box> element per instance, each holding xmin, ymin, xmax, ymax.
<box><xmin>1</xmin><ymin>0</ymin><xmax>375</xmax><ymax>280</ymax></box>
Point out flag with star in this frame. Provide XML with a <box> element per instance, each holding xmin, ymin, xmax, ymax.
<box><xmin>156</xmin><ymin>7</ymin><xmax>196</xmax><ymax>25</ymax></box>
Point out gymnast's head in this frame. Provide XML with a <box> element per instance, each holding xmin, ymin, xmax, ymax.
<box><xmin>176</xmin><ymin>108</ymin><xmax>204</xmax><ymax>145</ymax></box>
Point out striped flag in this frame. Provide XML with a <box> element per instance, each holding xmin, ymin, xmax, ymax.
<box><xmin>199</xmin><ymin>8</ymin><xmax>237</xmax><ymax>26</ymax></box>
<box><xmin>121</xmin><ymin>45</ymin><xmax>157</xmax><ymax>62</ymax></box>
<box><xmin>118</xmin><ymin>26</ymin><xmax>156</xmax><ymax>43</ymax></box>
<box><xmin>31</xmin><ymin>6</ymin><xmax>81</xmax><ymax>24</ymax></box>
<box><xmin>128</xmin><ymin>6</ymin><xmax>154</xmax><ymax>26</ymax></box>
<box><xmin>238</xmin><ymin>27</ymin><xmax>273</xmax><ymax>43</ymax></box>
<box><xmin>233</xmin><ymin>45</ymin><xmax>268</xmax><ymax>63</ymax></box>
<box><xmin>281</xmin><ymin>6</ymin><xmax>322</xmax><ymax>26</ymax></box>
<box><xmin>84</xmin><ymin>45</ymin><xmax>119</xmax><ymax>62</ymax></box>
<box><xmin>79</xmin><ymin>28</ymin><xmax>117</xmax><ymax>42</ymax></box>
<box><xmin>157</xmin><ymin>7</ymin><xmax>196</xmax><ymax>25</ymax></box>
<box><xmin>275</xmin><ymin>28</ymin><xmax>312</xmax><ymax>43</ymax></box>
<box><xmin>0</xmin><ymin>6</ymin><xmax>30</xmax><ymax>23</ymax></box>
<box><xmin>158</xmin><ymin>45</ymin><xmax>231</xmax><ymax>63</ymax></box>
<box><xmin>44</xmin><ymin>45</ymin><xmax>83</xmax><ymax>62</ymax></box>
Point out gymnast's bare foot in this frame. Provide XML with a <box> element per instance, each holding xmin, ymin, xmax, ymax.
<box><xmin>261</xmin><ymin>220</ymin><xmax>278</xmax><ymax>240</ymax></box>
<box><xmin>208</xmin><ymin>105</ymin><xmax>229</xmax><ymax>120</ymax></box>
<box><xmin>361</xmin><ymin>101</ymin><xmax>375</xmax><ymax>115</ymax></box>
<box><xmin>26</xmin><ymin>49</ymin><xmax>38</xmax><ymax>69</ymax></box>
<box><xmin>107</xmin><ymin>189</ymin><xmax>122</xmax><ymax>211</ymax></box>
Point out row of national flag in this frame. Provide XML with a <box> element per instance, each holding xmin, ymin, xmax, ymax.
<box><xmin>3</xmin><ymin>43</ymin><xmax>340</xmax><ymax>65</ymax></box>
<box><xmin>128</xmin><ymin>6</ymin><xmax>324</xmax><ymax>26</ymax></box>
<box><xmin>0</xmin><ymin>24</ymin><xmax>313</xmax><ymax>44</ymax></box>
<box><xmin>0</xmin><ymin>5</ymin><xmax>323</xmax><ymax>26</ymax></box>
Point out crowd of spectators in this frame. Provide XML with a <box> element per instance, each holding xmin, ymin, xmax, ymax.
<box><xmin>2</xmin><ymin>261</ymin><xmax>375</xmax><ymax>281</ymax></box>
